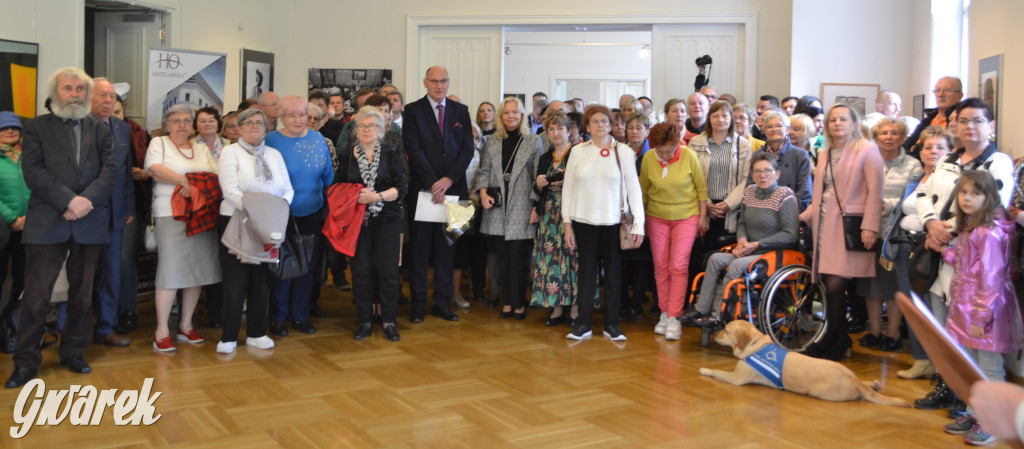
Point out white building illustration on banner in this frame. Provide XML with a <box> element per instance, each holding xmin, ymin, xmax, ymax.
<box><xmin>162</xmin><ymin>72</ymin><xmax>223</xmax><ymax>114</ymax></box>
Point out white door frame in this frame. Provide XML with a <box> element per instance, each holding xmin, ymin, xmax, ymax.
<box><xmin>550</xmin><ymin>74</ymin><xmax>650</xmax><ymax>102</ymax></box>
<box><xmin>405</xmin><ymin>13</ymin><xmax>758</xmax><ymax>104</ymax></box>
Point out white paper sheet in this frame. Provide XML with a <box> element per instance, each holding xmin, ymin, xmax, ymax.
<box><xmin>414</xmin><ymin>191</ymin><xmax>458</xmax><ymax>223</ymax></box>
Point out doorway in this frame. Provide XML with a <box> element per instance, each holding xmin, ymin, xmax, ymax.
<box><xmin>85</xmin><ymin>0</ymin><xmax>167</xmax><ymax>125</ymax></box>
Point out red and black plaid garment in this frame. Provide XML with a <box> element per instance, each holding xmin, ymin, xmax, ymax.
<box><xmin>172</xmin><ymin>172</ymin><xmax>223</xmax><ymax>236</ymax></box>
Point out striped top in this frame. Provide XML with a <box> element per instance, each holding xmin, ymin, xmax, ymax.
<box><xmin>736</xmin><ymin>184</ymin><xmax>799</xmax><ymax>247</ymax></box>
<box><xmin>706</xmin><ymin>135</ymin><xmax>733</xmax><ymax>200</ymax></box>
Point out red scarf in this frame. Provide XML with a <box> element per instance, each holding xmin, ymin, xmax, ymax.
<box><xmin>657</xmin><ymin>145</ymin><xmax>681</xmax><ymax>168</ymax></box>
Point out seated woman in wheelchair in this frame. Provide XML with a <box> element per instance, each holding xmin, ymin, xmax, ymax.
<box><xmin>682</xmin><ymin>152</ymin><xmax>800</xmax><ymax>326</ymax></box>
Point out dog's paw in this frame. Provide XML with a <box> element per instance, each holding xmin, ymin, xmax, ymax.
<box><xmin>699</xmin><ymin>368</ymin><xmax>712</xmax><ymax>376</ymax></box>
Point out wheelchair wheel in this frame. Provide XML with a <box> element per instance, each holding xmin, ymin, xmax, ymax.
<box><xmin>757</xmin><ymin>265</ymin><xmax>827</xmax><ymax>351</ymax></box>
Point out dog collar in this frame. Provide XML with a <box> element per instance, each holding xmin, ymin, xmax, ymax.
<box><xmin>743</xmin><ymin>343</ymin><xmax>788</xmax><ymax>389</ymax></box>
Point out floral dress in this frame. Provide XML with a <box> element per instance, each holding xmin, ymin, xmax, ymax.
<box><xmin>530</xmin><ymin>156</ymin><xmax>580</xmax><ymax>307</ymax></box>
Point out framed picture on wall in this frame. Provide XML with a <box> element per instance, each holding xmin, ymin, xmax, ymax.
<box><xmin>819</xmin><ymin>83</ymin><xmax>880</xmax><ymax>118</ymax></box>
<box><xmin>0</xmin><ymin>38</ymin><xmax>40</xmax><ymax>119</ymax></box>
<box><xmin>912</xmin><ymin>95</ymin><xmax>925</xmax><ymax>120</ymax></box>
<box><xmin>978</xmin><ymin>54</ymin><xmax>1002</xmax><ymax>146</ymax></box>
<box><xmin>241</xmin><ymin>48</ymin><xmax>274</xmax><ymax>101</ymax></box>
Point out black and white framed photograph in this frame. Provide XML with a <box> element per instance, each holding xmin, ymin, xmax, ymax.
<box><xmin>820</xmin><ymin>83</ymin><xmax>880</xmax><ymax>118</ymax></box>
<box><xmin>241</xmin><ymin>48</ymin><xmax>274</xmax><ymax>100</ymax></box>
<box><xmin>308</xmin><ymin>68</ymin><xmax>392</xmax><ymax>114</ymax></box>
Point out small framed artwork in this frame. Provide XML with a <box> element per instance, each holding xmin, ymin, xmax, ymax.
<box><xmin>819</xmin><ymin>83</ymin><xmax>881</xmax><ymax>118</ymax></box>
<box><xmin>912</xmin><ymin>95</ymin><xmax>925</xmax><ymax>120</ymax></box>
<box><xmin>241</xmin><ymin>48</ymin><xmax>274</xmax><ymax>101</ymax></box>
<box><xmin>978</xmin><ymin>54</ymin><xmax>1002</xmax><ymax>145</ymax></box>
<box><xmin>0</xmin><ymin>38</ymin><xmax>40</xmax><ymax>118</ymax></box>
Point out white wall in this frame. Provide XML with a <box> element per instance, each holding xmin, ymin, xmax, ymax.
<box><xmin>5</xmin><ymin>0</ymin><xmax>790</xmax><ymax>117</ymax></box>
<box><xmin>0</xmin><ymin>0</ymin><xmax>85</xmax><ymax>113</ymax></box>
<box><xmin>502</xmin><ymin>30</ymin><xmax>652</xmax><ymax>104</ymax></box>
<box><xmin>968</xmin><ymin>0</ymin><xmax>1022</xmax><ymax>158</ymax></box>
<box><xmin>790</xmin><ymin>0</ymin><xmax>923</xmax><ymax>110</ymax></box>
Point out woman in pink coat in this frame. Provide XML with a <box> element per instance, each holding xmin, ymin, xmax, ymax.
<box><xmin>798</xmin><ymin>103</ymin><xmax>884</xmax><ymax>361</ymax></box>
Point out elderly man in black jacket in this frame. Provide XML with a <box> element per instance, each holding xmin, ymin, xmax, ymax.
<box><xmin>5</xmin><ymin>67</ymin><xmax>117</xmax><ymax>388</ymax></box>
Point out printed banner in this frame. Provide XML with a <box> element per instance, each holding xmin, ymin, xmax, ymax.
<box><xmin>146</xmin><ymin>47</ymin><xmax>226</xmax><ymax>131</ymax></box>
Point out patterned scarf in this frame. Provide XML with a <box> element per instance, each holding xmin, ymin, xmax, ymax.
<box><xmin>356</xmin><ymin>139</ymin><xmax>383</xmax><ymax>220</ymax></box>
<box><xmin>237</xmin><ymin>137</ymin><xmax>272</xmax><ymax>182</ymax></box>
<box><xmin>0</xmin><ymin>143</ymin><xmax>20</xmax><ymax>164</ymax></box>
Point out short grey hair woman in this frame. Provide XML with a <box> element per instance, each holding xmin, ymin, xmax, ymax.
<box><xmin>214</xmin><ymin>107</ymin><xmax>294</xmax><ymax>353</ymax></box>
<box><xmin>144</xmin><ymin>103</ymin><xmax>221</xmax><ymax>351</ymax></box>
<box><xmin>336</xmin><ymin>106</ymin><xmax>409</xmax><ymax>341</ymax></box>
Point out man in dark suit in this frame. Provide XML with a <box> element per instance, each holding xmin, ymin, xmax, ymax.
<box><xmin>402</xmin><ymin>65</ymin><xmax>474</xmax><ymax>323</ymax></box>
<box><xmin>5</xmin><ymin>67</ymin><xmax>117</xmax><ymax>388</ymax></box>
<box><xmin>89</xmin><ymin>78</ymin><xmax>134</xmax><ymax>347</ymax></box>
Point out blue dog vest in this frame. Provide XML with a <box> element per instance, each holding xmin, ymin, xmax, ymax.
<box><xmin>743</xmin><ymin>343</ymin><xmax>788</xmax><ymax>389</ymax></box>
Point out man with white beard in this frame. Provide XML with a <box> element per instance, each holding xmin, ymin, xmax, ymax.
<box><xmin>5</xmin><ymin>67</ymin><xmax>117</xmax><ymax>389</ymax></box>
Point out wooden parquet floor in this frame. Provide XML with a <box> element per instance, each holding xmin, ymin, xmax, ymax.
<box><xmin>0</xmin><ymin>283</ymin><xmax>1009</xmax><ymax>448</ymax></box>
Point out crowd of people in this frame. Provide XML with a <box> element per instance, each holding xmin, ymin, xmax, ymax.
<box><xmin>2</xmin><ymin>65</ymin><xmax>1022</xmax><ymax>445</ymax></box>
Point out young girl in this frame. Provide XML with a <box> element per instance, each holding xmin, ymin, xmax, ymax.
<box><xmin>941</xmin><ymin>170</ymin><xmax>1024</xmax><ymax>445</ymax></box>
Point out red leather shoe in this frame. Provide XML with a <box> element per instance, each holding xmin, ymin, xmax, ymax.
<box><xmin>153</xmin><ymin>336</ymin><xmax>175</xmax><ymax>352</ymax></box>
<box><xmin>177</xmin><ymin>329</ymin><xmax>205</xmax><ymax>344</ymax></box>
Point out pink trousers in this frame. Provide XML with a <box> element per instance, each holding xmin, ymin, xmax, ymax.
<box><xmin>646</xmin><ymin>215</ymin><xmax>699</xmax><ymax>317</ymax></box>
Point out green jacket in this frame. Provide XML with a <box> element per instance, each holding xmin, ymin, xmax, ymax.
<box><xmin>0</xmin><ymin>152</ymin><xmax>29</xmax><ymax>224</ymax></box>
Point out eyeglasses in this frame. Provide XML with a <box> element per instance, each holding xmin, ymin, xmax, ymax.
<box><xmin>308</xmin><ymin>116</ymin><xmax>322</xmax><ymax>122</ymax></box>
<box><xmin>957</xmin><ymin>117</ymin><xmax>988</xmax><ymax>127</ymax></box>
<box><xmin>425</xmin><ymin>78</ymin><xmax>450</xmax><ymax>86</ymax></box>
<box><xmin>239</xmin><ymin>120</ymin><xmax>265</xmax><ymax>128</ymax></box>
<box><xmin>752</xmin><ymin>168</ymin><xmax>775</xmax><ymax>175</ymax></box>
<box><xmin>168</xmin><ymin>119</ymin><xmax>193</xmax><ymax>126</ymax></box>
<box><xmin>765</xmin><ymin>123</ymin><xmax>786</xmax><ymax>130</ymax></box>
<box><xmin>933</xmin><ymin>89</ymin><xmax>962</xmax><ymax>95</ymax></box>
<box><xmin>357</xmin><ymin>124</ymin><xmax>378</xmax><ymax>131</ymax></box>
<box><xmin>223</xmin><ymin>123</ymin><xmax>239</xmax><ymax>129</ymax></box>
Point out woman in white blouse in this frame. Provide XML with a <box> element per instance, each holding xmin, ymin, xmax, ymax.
<box><xmin>215</xmin><ymin>108</ymin><xmax>293</xmax><ymax>354</ymax></box>
<box><xmin>144</xmin><ymin>104</ymin><xmax>220</xmax><ymax>351</ymax></box>
<box><xmin>561</xmin><ymin>104</ymin><xmax>644</xmax><ymax>342</ymax></box>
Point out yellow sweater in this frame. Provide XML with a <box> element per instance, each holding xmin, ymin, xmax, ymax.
<box><xmin>640</xmin><ymin>147</ymin><xmax>708</xmax><ymax>220</ymax></box>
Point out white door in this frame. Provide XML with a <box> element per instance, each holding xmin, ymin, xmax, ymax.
<box><xmin>652</xmin><ymin>24</ymin><xmax>745</xmax><ymax>103</ymax></box>
<box><xmin>599</xmin><ymin>80</ymin><xmax>647</xmax><ymax>108</ymax></box>
<box><xmin>93</xmin><ymin>11</ymin><xmax>164</xmax><ymax>124</ymax></box>
<box><xmin>415</xmin><ymin>26</ymin><xmax>503</xmax><ymax>113</ymax></box>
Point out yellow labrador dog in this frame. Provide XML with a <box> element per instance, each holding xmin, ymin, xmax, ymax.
<box><xmin>699</xmin><ymin>320</ymin><xmax>909</xmax><ymax>406</ymax></box>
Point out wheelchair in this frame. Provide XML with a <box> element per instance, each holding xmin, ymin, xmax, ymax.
<box><xmin>685</xmin><ymin>243</ymin><xmax>828</xmax><ymax>352</ymax></box>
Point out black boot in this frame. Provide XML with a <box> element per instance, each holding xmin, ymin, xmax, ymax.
<box><xmin>914</xmin><ymin>374</ymin><xmax>957</xmax><ymax>409</ymax></box>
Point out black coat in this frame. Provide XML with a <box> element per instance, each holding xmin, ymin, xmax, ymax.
<box><xmin>335</xmin><ymin>131</ymin><xmax>409</xmax><ymax>224</ymax></box>
<box><xmin>21</xmin><ymin>113</ymin><xmax>117</xmax><ymax>245</ymax></box>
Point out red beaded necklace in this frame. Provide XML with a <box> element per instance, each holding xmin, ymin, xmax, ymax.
<box><xmin>175</xmin><ymin>139</ymin><xmax>195</xmax><ymax>160</ymax></box>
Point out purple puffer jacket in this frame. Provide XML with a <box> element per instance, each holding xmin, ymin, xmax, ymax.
<box><xmin>943</xmin><ymin>216</ymin><xmax>1024</xmax><ymax>353</ymax></box>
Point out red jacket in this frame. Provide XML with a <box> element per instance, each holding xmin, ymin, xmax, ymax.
<box><xmin>172</xmin><ymin>172</ymin><xmax>222</xmax><ymax>236</ymax></box>
<box><xmin>322</xmin><ymin>182</ymin><xmax>366</xmax><ymax>257</ymax></box>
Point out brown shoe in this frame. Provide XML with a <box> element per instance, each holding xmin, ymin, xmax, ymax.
<box><xmin>98</xmin><ymin>333</ymin><xmax>131</xmax><ymax>347</ymax></box>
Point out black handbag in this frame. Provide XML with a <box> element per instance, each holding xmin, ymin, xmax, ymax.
<box><xmin>827</xmin><ymin>146</ymin><xmax>879</xmax><ymax>252</ymax></box>
<box><xmin>907</xmin><ymin>232</ymin><xmax>941</xmax><ymax>293</ymax></box>
<box><xmin>485</xmin><ymin>187</ymin><xmax>503</xmax><ymax>208</ymax></box>
<box><xmin>268</xmin><ymin>217</ymin><xmax>315</xmax><ymax>280</ymax></box>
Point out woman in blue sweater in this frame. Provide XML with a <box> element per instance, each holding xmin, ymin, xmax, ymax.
<box><xmin>264</xmin><ymin>95</ymin><xmax>335</xmax><ymax>336</ymax></box>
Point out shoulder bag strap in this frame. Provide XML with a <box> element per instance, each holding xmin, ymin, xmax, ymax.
<box><xmin>611</xmin><ymin>142</ymin><xmax>628</xmax><ymax>214</ymax></box>
<box><xmin>826</xmin><ymin>145</ymin><xmax>846</xmax><ymax>218</ymax></box>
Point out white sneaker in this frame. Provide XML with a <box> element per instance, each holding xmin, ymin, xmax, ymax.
<box><xmin>216</xmin><ymin>340</ymin><xmax>237</xmax><ymax>354</ymax></box>
<box><xmin>654</xmin><ymin>312</ymin><xmax>669</xmax><ymax>335</ymax></box>
<box><xmin>453</xmin><ymin>295</ymin><xmax>471</xmax><ymax>309</ymax></box>
<box><xmin>665</xmin><ymin>319</ymin><xmax>682</xmax><ymax>341</ymax></box>
<box><xmin>246</xmin><ymin>335</ymin><xmax>275</xmax><ymax>349</ymax></box>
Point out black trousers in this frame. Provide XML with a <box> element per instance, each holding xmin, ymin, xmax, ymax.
<box><xmin>0</xmin><ymin>230</ymin><xmax>25</xmax><ymax>301</ymax></box>
<box><xmin>487</xmin><ymin>236</ymin><xmax>533</xmax><ymax>309</ymax></box>
<box><xmin>351</xmin><ymin>221</ymin><xmax>401</xmax><ymax>323</ymax></box>
<box><xmin>218</xmin><ymin>217</ymin><xmax>269</xmax><ymax>342</ymax></box>
<box><xmin>409</xmin><ymin>221</ymin><xmax>455</xmax><ymax>312</ymax></box>
<box><xmin>573</xmin><ymin>222</ymin><xmax>621</xmax><ymax>328</ymax></box>
<box><xmin>15</xmin><ymin>240</ymin><xmax>101</xmax><ymax>370</ymax></box>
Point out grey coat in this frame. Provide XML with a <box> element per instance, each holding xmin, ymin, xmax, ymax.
<box><xmin>474</xmin><ymin>131</ymin><xmax>541</xmax><ymax>240</ymax></box>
